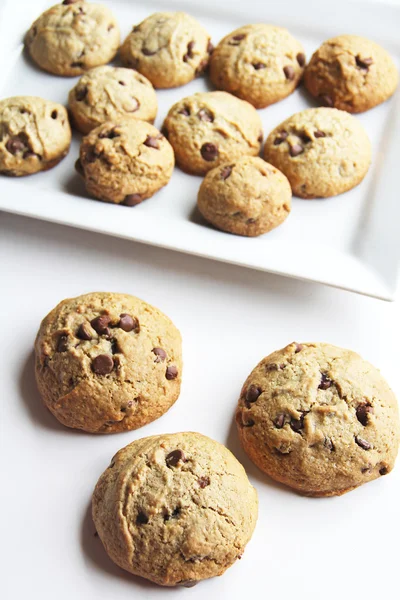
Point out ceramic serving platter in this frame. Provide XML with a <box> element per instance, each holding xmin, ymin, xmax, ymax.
<box><xmin>0</xmin><ymin>0</ymin><xmax>399</xmax><ymax>300</ymax></box>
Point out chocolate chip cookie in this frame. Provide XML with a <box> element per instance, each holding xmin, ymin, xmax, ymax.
<box><xmin>263</xmin><ymin>107</ymin><xmax>371</xmax><ymax>198</ymax></box>
<box><xmin>120</xmin><ymin>12</ymin><xmax>213</xmax><ymax>89</ymax></box>
<box><xmin>76</xmin><ymin>119</ymin><xmax>174</xmax><ymax>205</ymax></box>
<box><xmin>0</xmin><ymin>96</ymin><xmax>71</xmax><ymax>176</ymax></box>
<box><xmin>92</xmin><ymin>432</ymin><xmax>258</xmax><ymax>586</ymax></box>
<box><xmin>197</xmin><ymin>157</ymin><xmax>291</xmax><ymax>236</ymax></box>
<box><xmin>236</xmin><ymin>342</ymin><xmax>400</xmax><ymax>497</ymax></box>
<box><xmin>68</xmin><ymin>66</ymin><xmax>158</xmax><ymax>134</ymax></box>
<box><xmin>304</xmin><ymin>35</ymin><xmax>398</xmax><ymax>113</ymax></box>
<box><xmin>210</xmin><ymin>24</ymin><xmax>305</xmax><ymax>108</ymax></box>
<box><xmin>25</xmin><ymin>1</ymin><xmax>120</xmax><ymax>76</ymax></box>
<box><xmin>35</xmin><ymin>292</ymin><xmax>182</xmax><ymax>433</ymax></box>
<box><xmin>162</xmin><ymin>91</ymin><xmax>262</xmax><ymax>175</ymax></box>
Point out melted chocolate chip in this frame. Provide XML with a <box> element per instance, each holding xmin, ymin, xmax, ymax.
<box><xmin>246</xmin><ymin>384</ymin><xmax>262</xmax><ymax>404</ymax></box>
<box><xmin>166</xmin><ymin>449</ymin><xmax>186</xmax><ymax>467</ymax></box>
<box><xmin>123</xmin><ymin>194</ymin><xmax>142</xmax><ymax>207</ymax></box>
<box><xmin>289</xmin><ymin>144</ymin><xmax>304</xmax><ymax>157</ymax></box>
<box><xmin>51</xmin><ymin>110</ymin><xmax>58</xmax><ymax>119</ymax></box>
<box><xmin>144</xmin><ymin>135</ymin><xmax>160</xmax><ymax>149</ymax></box>
<box><xmin>355</xmin><ymin>436</ymin><xmax>372</xmax><ymax>450</ymax></box>
<box><xmin>178</xmin><ymin>107</ymin><xmax>190</xmax><ymax>116</ymax></box>
<box><xmin>274</xmin><ymin>131</ymin><xmax>288</xmax><ymax>145</ymax></box>
<box><xmin>314</xmin><ymin>130</ymin><xmax>326</xmax><ymax>138</ymax></box>
<box><xmin>356</xmin><ymin>56</ymin><xmax>373</xmax><ymax>69</ymax></box>
<box><xmin>198</xmin><ymin>476</ymin><xmax>210</xmax><ymax>488</ymax></box>
<box><xmin>300</xmin><ymin>133</ymin><xmax>312</xmax><ymax>144</ymax></box>
<box><xmin>283</xmin><ymin>65</ymin><xmax>295</xmax><ymax>80</ymax></box>
<box><xmin>92</xmin><ymin>354</ymin><xmax>114</xmax><ymax>375</ymax></box>
<box><xmin>85</xmin><ymin>147</ymin><xmax>100</xmax><ymax>164</ymax></box>
<box><xmin>320</xmin><ymin>94</ymin><xmax>333</xmax><ymax>107</ymax></box>
<box><xmin>324</xmin><ymin>437</ymin><xmax>335</xmax><ymax>451</ymax></box>
<box><xmin>142</xmin><ymin>47</ymin><xmax>157</xmax><ymax>56</ymax></box>
<box><xmin>77</xmin><ymin>323</ymin><xmax>92</xmax><ymax>340</ymax></box>
<box><xmin>71</xmin><ymin>61</ymin><xmax>84</xmax><ymax>68</ymax></box>
<box><xmin>57</xmin><ymin>334</ymin><xmax>68</xmax><ymax>352</ymax></box>
<box><xmin>318</xmin><ymin>373</ymin><xmax>332</xmax><ymax>390</ymax></box>
<box><xmin>136</xmin><ymin>511</ymin><xmax>149</xmax><ymax>525</ymax></box>
<box><xmin>152</xmin><ymin>347</ymin><xmax>167</xmax><ymax>362</ymax></box>
<box><xmin>201</xmin><ymin>142</ymin><xmax>218</xmax><ymax>161</ymax></box>
<box><xmin>220</xmin><ymin>165</ymin><xmax>232</xmax><ymax>180</ymax></box>
<box><xmin>356</xmin><ymin>403</ymin><xmax>373</xmax><ymax>426</ymax></box>
<box><xmin>379</xmin><ymin>466</ymin><xmax>388</xmax><ymax>476</ymax></box>
<box><xmin>6</xmin><ymin>137</ymin><xmax>27</xmax><ymax>155</ymax></box>
<box><xmin>294</xmin><ymin>343</ymin><xmax>303</xmax><ymax>353</ymax></box>
<box><xmin>166</xmin><ymin>365</ymin><xmax>178</xmax><ymax>380</ymax></box>
<box><xmin>198</xmin><ymin>108</ymin><xmax>213</xmax><ymax>122</ymax></box>
<box><xmin>290</xmin><ymin>412</ymin><xmax>306</xmax><ymax>433</ymax></box>
<box><xmin>297</xmin><ymin>52</ymin><xmax>306</xmax><ymax>67</ymax></box>
<box><xmin>181</xmin><ymin>581</ymin><xmax>198</xmax><ymax>588</ymax></box>
<box><xmin>229</xmin><ymin>34</ymin><xmax>246</xmax><ymax>45</ymax></box>
<box><xmin>274</xmin><ymin>413</ymin><xmax>286</xmax><ymax>429</ymax></box>
<box><xmin>118</xmin><ymin>80</ymin><xmax>126</xmax><ymax>86</ymax></box>
<box><xmin>183</xmin><ymin>40</ymin><xmax>195</xmax><ymax>62</ymax></box>
<box><xmin>63</xmin><ymin>0</ymin><xmax>79</xmax><ymax>4</ymax></box>
<box><xmin>91</xmin><ymin>315</ymin><xmax>111</xmax><ymax>335</ymax></box>
<box><xmin>253</xmin><ymin>62</ymin><xmax>266</xmax><ymax>70</ymax></box>
<box><xmin>119</xmin><ymin>313</ymin><xmax>138</xmax><ymax>332</ymax></box>
<box><xmin>98</xmin><ymin>129</ymin><xmax>120</xmax><ymax>139</ymax></box>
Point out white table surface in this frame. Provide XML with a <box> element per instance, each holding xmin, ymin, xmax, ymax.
<box><xmin>2</xmin><ymin>1</ymin><xmax>400</xmax><ymax>599</ymax></box>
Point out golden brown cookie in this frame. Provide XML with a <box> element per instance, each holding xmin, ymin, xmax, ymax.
<box><xmin>76</xmin><ymin>119</ymin><xmax>174</xmax><ymax>205</ymax></box>
<box><xmin>92</xmin><ymin>432</ymin><xmax>258</xmax><ymax>586</ymax></box>
<box><xmin>263</xmin><ymin>107</ymin><xmax>371</xmax><ymax>198</ymax></box>
<box><xmin>236</xmin><ymin>342</ymin><xmax>400</xmax><ymax>497</ymax></box>
<box><xmin>210</xmin><ymin>24</ymin><xmax>305</xmax><ymax>108</ymax></box>
<box><xmin>68</xmin><ymin>66</ymin><xmax>157</xmax><ymax>133</ymax></box>
<box><xmin>120</xmin><ymin>12</ymin><xmax>213</xmax><ymax>88</ymax></box>
<box><xmin>0</xmin><ymin>96</ymin><xmax>71</xmax><ymax>176</ymax></box>
<box><xmin>304</xmin><ymin>35</ymin><xmax>398</xmax><ymax>113</ymax></box>
<box><xmin>197</xmin><ymin>157</ymin><xmax>291</xmax><ymax>236</ymax></box>
<box><xmin>35</xmin><ymin>292</ymin><xmax>182</xmax><ymax>433</ymax></box>
<box><xmin>162</xmin><ymin>91</ymin><xmax>262</xmax><ymax>175</ymax></box>
<box><xmin>25</xmin><ymin>1</ymin><xmax>120</xmax><ymax>76</ymax></box>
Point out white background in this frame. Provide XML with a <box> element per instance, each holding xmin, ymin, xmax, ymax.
<box><xmin>1</xmin><ymin>1</ymin><xmax>400</xmax><ymax>599</ymax></box>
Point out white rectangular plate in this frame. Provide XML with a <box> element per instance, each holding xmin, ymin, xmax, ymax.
<box><xmin>0</xmin><ymin>0</ymin><xmax>399</xmax><ymax>300</ymax></box>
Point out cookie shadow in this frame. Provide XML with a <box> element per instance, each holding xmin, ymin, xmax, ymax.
<box><xmin>81</xmin><ymin>501</ymin><xmax>177</xmax><ymax>592</ymax></box>
<box><xmin>226</xmin><ymin>411</ymin><xmax>293</xmax><ymax>495</ymax></box>
<box><xmin>62</xmin><ymin>170</ymin><xmax>92</xmax><ymax>200</ymax></box>
<box><xmin>296</xmin><ymin>84</ymin><xmax>320</xmax><ymax>108</ymax></box>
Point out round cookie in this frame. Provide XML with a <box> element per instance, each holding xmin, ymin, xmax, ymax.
<box><xmin>120</xmin><ymin>12</ymin><xmax>213</xmax><ymax>89</ymax></box>
<box><xmin>68</xmin><ymin>66</ymin><xmax>158</xmax><ymax>133</ymax></box>
<box><xmin>25</xmin><ymin>1</ymin><xmax>120</xmax><ymax>76</ymax></box>
<box><xmin>162</xmin><ymin>91</ymin><xmax>262</xmax><ymax>175</ymax></box>
<box><xmin>92</xmin><ymin>432</ymin><xmax>258</xmax><ymax>586</ymax></box>
<box><xmin>263</xmin><ymin>107</ymin><xmax>371</xmax><ymax>198</ymax></box>
<box><xmin>76</xmin><ymin>119</ymin><xmax>174</xmax><ymax>205</ymax></box>
<box><xmin>210</xmin><ymin>24</ymin><xmax>306</xmax><ymax>108</ymax></box>
<box><xmin>236</xmin><ymin>342</ymin><xmax>400</xmax><ymax>497</ymax></box>
<box><xmin>197</xmin><ymin>157</ymin><xmax>291</xmax><ymax>237</ymax></box>
<box><xmin>35</xmin><ymin>292</ymin><xmax>182</xmax><ymax>433</ymax></box>
<box><xmin>304</xmin><ymin>35</ymin><xmax>398</xmax><ymax>113</ymax></box>
<box><xmin>0</xmin><ymin>96</ymin><xmax>71</xmax><ymax>176</ymax></box>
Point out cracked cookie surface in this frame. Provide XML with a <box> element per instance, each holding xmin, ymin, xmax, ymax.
<box><xmin>68</xmin><ymin>66</ymin><xmax>158</xmax><ymax>133</ymax></box>
<box><xmin>304</xmin><ymin>35</ymin><xmax>398</xmax><ymax>113</ymax></box>
<box><xmin>77</xmin><ymin>118</ymin><xmax>174</xmax><ymax>205</ymax></box>
<box><xmin>197</xmin><ymin>156</ymin><xmax>291</xmax><ymax>236</ymax></box>
<box><xmin>162</xmin><ymin>91</ymin><xmax>262</xmax><ymax>175</ymax></box>
<box><xmin>236</xmin><ymin>342</ymin><xmax>400</xmax><ymax>496</ymax></box>
<box><xmin>92</xmin><ymin>432</ymin><xmax>258</xmax><ymax>586</ymax></box>
<box><xmin>120</xmin><ymin>12</ymin><xmax>212</xmax><ymax>89</ymax></box>
<box><xmin>0</xmin><ymin>96</ymin><xmax>71</xmax><ymax>176</ymax></box>
<box><xmin>263</xmin><ymin>107</ymin><xmax>371</xmax><ymax>198</ymax></box>
<box><xmin>35</xmin><ymin>292</ymin><xmax>182</xmax><ymax>433</ymax></box>
<box><xmin>210</xmin><ymin>24</ymin><xmax>305</xmax><ymax>108</ymax></box>
<box><xmin>25</xmin><ymin>1</ymin><xmax>120</xmax><ymax>76</ymax></box>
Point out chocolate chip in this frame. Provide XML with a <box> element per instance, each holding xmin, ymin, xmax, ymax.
<box><xmin>23</xmin><ymin>151</ymin><xmax>39</xmax><ymax>160</ymax></box>
<box><xmin>91</xmin><ymin>315</ymin><xmax>111</xmax><ymax>335</ymax></box>
<box><xmin>75</xmin><ymin>84</ymin><xmax>88</xmax><ymax>103</ymax></box>
<box><xmin>183</xmin><ymin>40</ymin><xmax>195</xmax><ymax>62</ymax></box>
<box><xmin>300</xmin><ymin>133</ymin><xmax>312</xmax><ymax>144</ymax></box>
<box><xmin>111</xmin><ymin>339</ymin><xmax>120</xmax><ymax>355</ymax></box>
<box><xmin>314</xmin><ymin>130</ymin><xmax>326</xmax><ymax>138</ymax></box>
<box><xmin>118</xmin><ymin>80</ymin><xmax>126</xmax><ymax>86</ymax></box>
<box><xmin>142</xmin><ymin>47</ymin><xmax>157</xmax><ymax>56</ymax></box>
<box><xmin>355</xmin><ymin>436</ymin><xmax>372</xmax><ymax>450</ymax></box>
<box><xmin>243</xmin><ymin>419</ymin><xmax>255</xmax><ymax>427</ymax></box>
<box><xmin>57</xmin><ymin>334</ymin><xmax>68</xmax><ymax>352</ymax></box>
<box><xmin>198</xmin><ymin>108</ymin><xmax>213</xmax><ymax>122</ymax></box>
<box><xmin>71</xmin><ymin>61</ymin><xmax>84</xmax><ymax>68</ymax></box>
<box><xmin>152</xmin><ymin>347</ymin><xmax>167</xmax><ymax>362</ymax></box>
<box><xmin>274</xmin><ymin>413</ymin><xmax>286</xmax><ymax>429</ymax></box>
<box><xmin>200</xmin><ymin>142</ymin><xmax>218</xmax><ymax>161</ymax></box>
<box><xmin>75</xmin><ymin>159</ymin><xmax>84</xmax><ymax>176</ymax></box>
<box><xmin>92</xmin><ymin>354</ymin><xmax>114</xmax><ymax>375</ymax></box>
<box><xmin>62</xmin><ymin>0</ymin><xmax>79</xmax><ymax>4</ymax></box>
<box><xmin>166</xmin><ymin>365</ymin><xmax>178</xmax><ymax>380</ymax></box>
<box><xmin>220</xmin><ymin>165</ymin><xmax>232</xmax><ymax>180</ymax></box>
<box><xmin>379</xmin><ymin>466</ymin><xmax>388</xmax><ymax>476</ymax></box>
<box><xmin>356</xmin><ymin>56</ymin><xmax>373</xmax><ymax>69</ymax></box>
<box><xmin>5</xmin><ymin>137</ymin><xmax>26</xmax><ymax>155</ymax></box>
<box><xmin>77</xmin><ymin>323</ymin><xmax>92</xmax><ymax>340</ymax></box>
<box><xmin>361</xmin><ymin>465</ymin><xmax>371</xmax><ymax>474</ymax></box>
<box><xmin>289</xmin><ymin>144</ymin><xmax>304</xmax><ymax>157</ymax></box>
<box><xmin>229</xmin><ymin>34</ymin><xmax>245</xmax><ymax>45</ymax></box>
<box><xmin>98</xmin><ymin>129</ymin><xmax>120</xmax><ymax>139</ymax></box>
<box><xmin>51</xmin><ymin>110</ymin><xmax>58</xmax><ymax>119</ymax></box>
<box><xmin>181</xmin><ymin>581</ymin><xmax>198</xmax><ymax>588</ymax></box>
<box><xmin>198</xmin><ymin>476</ymin><xmax>210</xmax><ymax>488</ymax></box>
<box><xmin>324</xmin><ymin>437</ymin><xmax>335</xmax><ymax>451</ymax></box>
<box><xmin>144</xmin><ymin>135</ymin><xmax>160</xmax><ymax>149</ymax></box>
<box><xmin>136</xmin><ymin>511</ymin><xmax>149</xmax><ymax>525</ymax></box>
<box><xmin>356</xmin><ymin>403</ymin><xmax>373</xmax><ymax>426</ymax></box>
<box><xmin>294</xmin><ymin>343</ymin><xmax>303</xmax><ymax>353</ymax></box>
<box><xmin>318</xmin><ymin>373</ymin><xmax>332</xmax><ymax>390</ymax></box>
<box><xmin>297</xmin><ymin>52</ymin><xmax>306</xmax><ymax>67</ymax></box>
<box><xmin>246</xmin><ymin>384</ymin><xmax>262</xmax><ymax>404</ymax></box>
<box><xmin>207</xmin><ymin>40</ymin><xmax>214</xmax><ymax>54</ymax></box>
<box><xmin>274</xmin><ymin>131</ymin><xmax>288</xmax><ymax>145</ymax></box>
<box><xmin>283</xmin><ymin>65</ymin><xmax>295</xmax><ymax>80</ymax></box>
<box><xmin>258</xmin><ymin>132</ymin><xmax>263</xmax><ymax>143</ymax></box>
<box><xmin>247</xmin><ymin>218</ymin><xmax>256</xmax><ymax>224</ymax></box>
<box><xmin>85</xmin><ymin>147</ymin><xmax>99</xmax><ymax>164</ymax></box>
<box><xmin>166</xmin><ymin>449</ymin><xmax>186</xmax><ymax>467</ymax></box>
<box><xmin>119</xmin><ymin>313</ymin><xmax>138</xmax><ymax>332</ymax></box>
<box><xmin>178</xmin><ymin>107</ymin><xmax>190</xmax><ymax>116</ymax></box>
<box><xmin>253</xmin><ymin>62</ymin><xmax>266</xmax><ymax>70</ymax></box>
<box><xmin>290</xmin><ymin>413</ymin><xmax>305</xmax><ymax>433</ymax></box>
<box><xmin>123</xmin><ymin>194</ymin><xmax>142</xmax><ymax>206</ymax></box>
<box><xmin>320</xmin><ymin>94</ymin><xmax>333</xmax><ymax>107</ymax></box>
